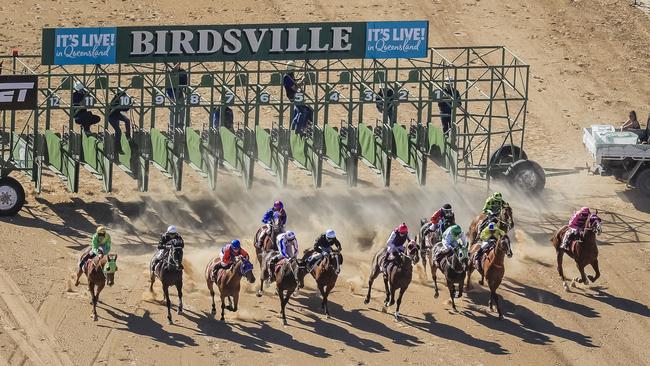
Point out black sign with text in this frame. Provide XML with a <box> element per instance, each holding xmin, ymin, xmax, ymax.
<box><xmin>0</xmin><ymin>75</ymin><xmax>38</xmax><ymax>110</ymax></box>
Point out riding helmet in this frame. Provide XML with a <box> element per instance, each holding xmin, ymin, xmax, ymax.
<box><xmin>397</xmin><ymin>223</ymin><xmax>409</xmax><ymax>235</ymax></box>
<box><xmin>580</xmin><ymin>207</ymin><xmax>590</xmax><ymax>215</ymax></box>
<box><xmin>442</xmin><ymin>203</ymin><xmax>452</xmax><ymax>212</ymax></box>
<box><xmin>166</xmin><ymin>225</ymin><xmax>177</xmax><ymax>234</ymax></box>
<box><xmin>231</xmin><ymin>239</ymin><xmax>241</xmax><ymax>249</ymax></box>
<box><xmin>325</xmin><ymin>230</ymin><xmax>336</xmax><ymax>240</ymax></box>
<box><xmin>286</xmin><ymin>231</ymin><xmax>296</xmax><ymax>240</ymax></box>
<box><xmin>274</xmin><ymin>200</ymin><xmax>284</xmax><ymax>210</ymax></box>
<box><xmin>493</xmin><ymin>192</ymin><xmax>502</xmax><ymax>200</ymax></box>
<box><xmin>96</xmin><ymin>226</ymin><xmax>106</xmax><ymax>235</ymax></box>
<box><xmin>488</xmin><ymin>222</ymin><xmax>496</xmax><ymax>231</ymax></box>
<box><xmin>451</xmin><ymin>225</ymin><xmax>462</xmax><ymax>236</ymax></box>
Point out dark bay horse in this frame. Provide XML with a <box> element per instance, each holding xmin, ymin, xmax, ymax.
<box><xmin>76</xmin><ymin>249</ymin><xmax>118</xmax><ymax>321</ymax></box>
<box><xmin>466</xmin><ymin>235</ymin><xmax>513</xmax><ymax>319</ymax></box>
<box><xmin>205</xmin><ymin>256</ymin><xmax>256</xmax><ymax>321</ymax></box>
<box><xmin>468</xmin><ymin>204</ymin><xmax>515</xmax><ymax>244</ymax></box>
<box><xmin>551</xmin><ymin>212</ymin><xmax>602</xmax><ymax>291</ymax></box>
<box><xmin>364</xmin><ymin>240</ymin><xmax>420</xmax><ymax>320</ymax></box>
<box><xmin>304</xmin><ymin>249</ymin><xmax>343</xmax><ymax>318</ymax></box>
<box><xmin>259</xmin><ymin>253</ymin><xmax>308</xmax><ymax>324</ymax></box>
<box><xmin>253</xmin><ymin>213</ymin><xmax>283</xmax><ymax>280</ymax></box>
<box><xmin>431</xmin><ymin>242</ymin><xmax>469</xmax><ymax>311</ymax></box>
<box><xmin>149</xmin><ymin>246</ymin><xmax>184</xmax><ymax>324</ymax></box>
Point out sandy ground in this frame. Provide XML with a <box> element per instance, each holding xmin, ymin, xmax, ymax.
<box><xmin>2</xmin><ymin>0</ymin><xmax>650</xmax><ymax>365</ymax></box>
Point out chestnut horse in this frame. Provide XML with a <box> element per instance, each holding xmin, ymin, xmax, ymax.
<box><xmin>149</xmin><ymin>246</ymin><xmax>184</xmax><ymax>324</ymax></box>
<box><xmin>205</xmin><ymin>256</ymin><xmax>256</xmax><ymax>321</ymax></box>
<box><xmin>258</xmin><ymin>252</ymin><xmax>308</xmax><ymax>324</ymax></box>
<box><xmin>550</xmin><ymin>212</ymin><xmax>602</xmax><ymax>291</ymax></box>
<box><xmin>467</xmin><ymin>204</ymin><xmax>515</xmax><ymax>244</ymax></box>
<box><xmin>466</xmin><ymin>235</ymin><xmax>513</xmax><ymax>319</ymax></box>
<box><xmin>430</xmin><ymin>242</ymin><xmax>469</xmax><ymax>311</ymax></box>
<box><xmin>304</xmin><ymin>249</ymin><xmax>343</xmax><ymax>317</ymax></box>
<box><xmin>364</xmin><ymin>240</ymin><xmax>420</xmax><ymax>321</ymax></box>
<box><xmin>253</xmin><ymin>213</ymin><xmax>283</xmax><ymax>280</ymax></box>
<box><xmin>75</xmin><ymin>248</ymin><xmax>118</xmax><ymax>321</ymax></box>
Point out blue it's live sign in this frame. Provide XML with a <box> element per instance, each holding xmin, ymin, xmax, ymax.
<box><xmin>42</xmin><ymin>21</ymin><xmax>429</xmax><ymax>65</ymax></box>
<box><xmin>53</xmin><ymin>27</ymin><xmax>117</xmax><ymax>65</ymax></box>
<box><xmin>365</xmin><ymin>21</ymin><xmax>429</xmax><ymax>59</ymax></box>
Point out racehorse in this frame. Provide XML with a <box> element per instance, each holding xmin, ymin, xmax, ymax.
<box><xmin>253</xmin><ymin>213</ymin><xmax>283</xmax><ymax>279</ymax></box>
<box><xmin>205</xmin><ymin>256</ymin><xmax>256</xmax><ymax>321</ymax></box>
<box><xmin>303</xmin><ymin>249</ymin><xmax>343</xmax><ymax>318</ymax></box>
<box><xmin>467</xmin><ymin>204</ymin><xmax>515</xmax><ymax>244</ymax></box>
<box><xmin>466</xmin><ymin>235</ymin><xmax>513</xmax><ymax>319</ymax></box>
<box><xmin>259</xmin><ymin>252</ymin><xmax>308</xmax><ymax>324</ymax></box>
<box><xmin>550</xmin><ymin>212</ymin><xmax>602</xmax><ymax>291</ymax></box>
<box><xmin>149</xmin><ymin>246</ymin><xmax>184</xmax><ymax>324</ymax></box>
<box><xmin>430</xmin><ymin>242</ymin><xmax>469</xmax><ymax>311</ymax></box>
<box><xmin>364</xmin><ymin>240</ymin><xmax>420</xmax><ymax>320</ymax></box>
<box><xmin>76</xmin><ymin>248</ymin><xmax>118</xmax><ymax>321</ymax></box>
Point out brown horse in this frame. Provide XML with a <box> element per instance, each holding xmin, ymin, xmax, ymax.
<box><xmin>303</xmin><ymin>249</ymin><xmax>343</xmax><ymax>318</ymax></box>
<box><xmin>149</xmin><ymin>246</ymin><xmax>184</xmax><ymax>324</ymax></box>
<box><xmin>467</xmin><ymin>204</ymin><xmax>515</xmax><ymax>244</ymax></box>
<box><xmin>259</xmin><ymin>252</ymin><xmax>308</xmax><ymax>324</ymax></box>
<box><xmin>205</xmin><ymin>256</ymin><xmax>256</xmax><ymax>321</ymax></box>
<box><xmin>551</xmin><ymin>212</ymin><xmax>602</xmax><ymax>291</ymax></box>
<box><xmin>430</xmin><ymin>241</ymin><xmax>469</xmax><ymax>311</ymax></box>
<box><xmin>75</xmin><ymin>248</ymin><xmax>118</xmax><ymax>321</ymax></box>
<box><xmin>364</xmin><ymin>240</ymin><xmax>420</xmax><ymax>321</ymax></box>
<box><xmin>253</xmin><ymin>214</ymin><xmax>283</xmax><ymax>280</ymax></box>
<box><xmin>466</xmin><ymin>235</ymin><xmax>513</xmax><ymax>319</ymax></box>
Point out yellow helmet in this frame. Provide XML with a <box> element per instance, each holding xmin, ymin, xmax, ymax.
<box><xmin>96</xmin><ymin>226</ymin><xmax>107</xmax><ymax>235</ymax></box>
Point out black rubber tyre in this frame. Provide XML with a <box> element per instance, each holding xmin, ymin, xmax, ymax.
<box><xmin>489</xmin><ymin>145</ymin><xmax>528</xmax><ymax>167</ymax></box>
<box><xmin>0</xmin><ymin>176</ymin><xmax>26</xmax><ymax>216</ymax></box>
<box><xmin>635</xmin><ymin>169</ymin><xmax>650</xmax><ymax>197</ymax></box>
<box><xmin>504</xmin><ymin>159</ymin><xmax>546</xmax><ymax>194</ymax></box>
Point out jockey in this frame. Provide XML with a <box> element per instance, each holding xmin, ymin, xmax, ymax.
<box><xmin>79</xmin><ymin>226</ymin><xmax>112</xmax><ymax>269</ymax></box>
<box><xmin>436</xmin><ymin>224</ymin><xmax>467</xmax><ymax>262</ymax></box>
<box><xmin>422</xmin><ymin>203</ymin><xmax>456</xmax><ymax>239</ymax></box>
<box><xmin>383</xmin><ymin>223</ymin><xmax>410</xmax><ymax>273</ymax></box>
<box><xmin>213</xmin><ymin>239</ymin><xmax>250</xmax><ymax>275</ymax></box>
<box><xmin>482</xmin><ymin>192</ymin><xmax>506</xmax><ymax>215</ymax></box>
<box><xmin>152</xmin><ymin>225</ymin><xmax>185</xmax><ymax>270</ymax></box>
<box><xmin>475</xmin><ymin>222</ymin><xmax>506</xmax><ymax>264</ymax></box>
<box><xmin>260</xmin><ymin>200</ymin><xmax>287</xmax><ymax>244</ymax></box>
<box><xmin>561</xmin><ymin>207</ymin><xmax>591</xmax><ymax>251</ymax></box>
<box><xmin>305</xmin><ymin>229</ymin><xmax>342</xmax><ymax>272</ymax></box>
<box><xmin>267</xmin><ymin>231</ymin><xmax>298</xmax><ymax>281</ymax></box>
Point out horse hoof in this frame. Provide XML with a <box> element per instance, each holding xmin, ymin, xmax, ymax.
<box><xmin>498</xmin><ymin>314</ymin><xmax>504</xmax><ymax>320</ymax></box>
<box><xmin>588</xmin><ymin>275</ymin><xmax>596</xmax><ymax>282</ymax></box>
<box><xmin>562</xmin><ymin>282</ymin><xmax>569</xmax><ymax>292</ymax></box>
<box><xmin>178</xmin><ymin>309</ymin><xmax>183</xmax><ymax>315</ymax></box>
<box><xmin>256</xmin><ymin>291</ymin><xmax>263</xmax><ymax>298</ymax></box>
<box><xmin>363</xmin><ymin>298</ymin><xmax>370</xmax><ymax>305</ymax></box>
<box><xmin>434</xmin><ymin>293</ymin><xmax>439</xmax><ymax>299</ymax></box>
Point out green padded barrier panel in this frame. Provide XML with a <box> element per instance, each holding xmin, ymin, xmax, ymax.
<box><xmin>129</xmin><ymin>75</ymin><xmax>144</xmax><ymax>89</ymax></box>
<box><xmin>323</xmin><ymin>125</ymin><xmax>345</xmax><ymax>170</ymax></box>
<box><xmin>358</xmin><ymin>123</ymin><xmax>379</xmax><ymax>168</ymax></box>
<box><xmin>81</xmin><ymin>133</ymin><xmax>100</xmax><ymax>174</ymax></box>
<box><xmin>220</xmin><ymin>126</ymin><xmax>241</xmax><ymax>170</ymax></box>
<box><xmin>11</xmin><ymin>133</ymin><xmax>33</xmax><ymax>170</ymax></box>
<box><xmin>235</xmin><ymin>73</ymin><xmax>248</xmax><ymax>86</ymax></box>
<box><xmin>185</xmin><ymin>127</ymin><xmax>203</xmax><ymax>170</ymax></box>
<box><xmin>94</xmin><ymin>76</ymin><xmax>108</xmax><ymax>90</ymax></box>
<box><xmin>255</xmin><ymin>126</ymin><xmax>273</xmax><ymax>169</ymax></box>
<box><xmin>392</xmin><ymin>125</ymin><xmax>415</xmax><ymax>170</ymax></box>
<box><xmin>269</xmin><ymin>73</ymin><xmax>283</xmax><ymax>85</ymax></box>
<box><xmin>117</xmin><ymin>134</ymin><xmax>134</xmax><ymax>173</ymax></box>
<box><xmin>289</xmin><ymin>132</ymin><xmax>310</xmax><ymax>169</ymax></box>
<box><xmin>44</xmin><ymin>130</ymin><xmax>63</xmax><ymax>173</ymax></box>
<box><xmin>199</xmin><ymin>74</ymin><xmax>214</xmax><ymax>87</ymax></box>
<box><xmin>150</xmin><ymin>128</ymin><xmax>170</xmax><ymax>172</ymax></box>
<box><xmin>338</xmin><ymin>71</ymin><xmax>350</xmax><ymax>84</ymax></box>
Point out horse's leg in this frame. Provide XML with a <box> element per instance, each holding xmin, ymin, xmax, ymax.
<box><xmin>395</xmin><ymin>286</ymin><xmax>407</xmax><ymax>321</ymax></box>
<box><xmin>163</xmin><ymin>286</ymin><xmax>172</xmax><ymax>324</ymax></box>
<box><xmin>448</xmin><ymin>280</ymin><xmax>457</xmax><ymax>312</ymax></box>
<box><xmin>588</xmin><ymin>259</ymin><xmax>601</xmax><ymax>283</ymax></box>
<box><xmin>149</xmin><ymin>270</ymin><xmax>155</xmax><ymax>292</ymax></box>
<box><xmin>383</xmin><ymin>275</ymin><xmax>391</xmax><ymax>307</ymax></box>
<box><xmin>231</xmin><ymin>292</ymin><xmax>240</xmax><ymax>313</ymax></box>
<box><xmin>465</xmin><ymin>267</ymin><xmax>474</xmax><ymax>291</ymax></box>
<box><xmin>322</xmin><ymin>285</ymin><xmax>332</xmax><ymax>318</ymax></box>
<box><xmin>557</xmin><ymin>251</ymin><xmax>569</xmax><ymax>291</ymax></box>
<box><xmin>208</xmin><ymin>280</ymin><xmax>216</xmax><ymax>315</ymax></box>
<box><xmin>176</xmin><ymin>281</ymin><xmax>183</xmax><ymax>314</ymax></box>
<box><xmin>280</xmin><ymin>290</ymin><xmax>292</xmax><ymax>325</ymax></box>
<box><xmin>576</xmin><ymin>263</ymin><xmax>589</xmax><ymax>285</ymax></box>
<box><xmin>457</xmin><ymin>278</ymin><xmax>464</xmax><ymax>298</ymax></box>
<box><xmin>318</xmin><ymin>283</ymin><xmax>326</xmax><ymax>311</ymax></box>
<box><xmin>432</xmin><ymin>264</ymin><xmax>439</xmax><ymax>299</ymax></box>
<box><xmin>75</xmin><ymin>268</ymin><xmax>83</xmax><ymax>287</ymax></box>
<box><xmin>257</xmin><ymin>269</ymin><xmax>265</xmax><ymax>297</ymax></box>
<box><xmin>363</xmin><ymin>265</ymin><xmax>379</xmax><ymax>305</ymax></box>
<box><xmin>89</xmin><ymin>282</ymin><xmax>98</xmax><ymax>321</ymax></box>
<box><xmin>220</xmin><ymin>293</ymin><xmax>226</xmax><ymax>321</ymax></box>
<box><xmin>492</xmin><ymin>290</ymin><xmax>503</xmax><ymax>319</ymax></box>
<box><xmin>388</xmin><ymin>281</ymin><xmax>397</xmax><ymax>307</ymax></box>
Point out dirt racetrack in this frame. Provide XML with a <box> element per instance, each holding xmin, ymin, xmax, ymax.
<box><xmin>2</xmin><ymin>0</ymin><xmax>650</xmax><ymax>365</ymax></box>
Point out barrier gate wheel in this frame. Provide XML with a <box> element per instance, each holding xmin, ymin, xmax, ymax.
<box><xmin>0</xmin><ymin>176</ymin><xmax>26</xmax><ymax>216</ymax></box>
<box><xmin>505</xmin><ymin>159</ymin><xmax>546</xmax><ymax>194</ymax></box>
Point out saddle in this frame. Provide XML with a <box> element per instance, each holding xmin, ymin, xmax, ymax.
<box><xmin>212</xmin><ymin>262</ymin><xmax>233</xmax><ymax>283</ymax></box>
<box><xmin>477</xmin><ymin>215</ymin><xmax>497</xmax><ymax>233</ymax></box>
<box><xmin>383</xmin><ymin>254</ymin><xmax>403</xmax><ymax>275</ymax></box>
